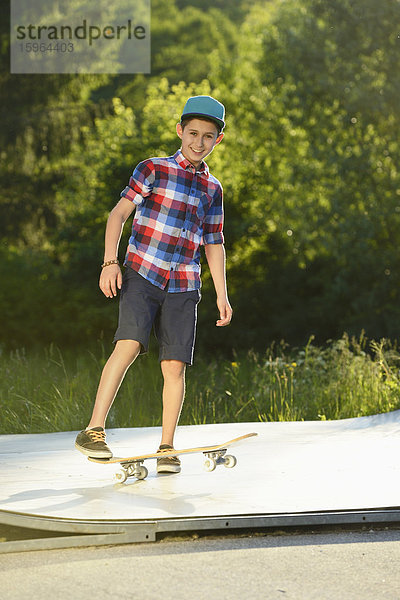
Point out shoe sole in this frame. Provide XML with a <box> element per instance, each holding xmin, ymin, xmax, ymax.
<box><xmin>157</xmin><ymin>464</ymin><xmax>181</xmax><ymax>473</ymax></box>
<box><xmin>75</xmin><ymin>442</ymin><xmax>113</xmax><ymax>459</ymax></box>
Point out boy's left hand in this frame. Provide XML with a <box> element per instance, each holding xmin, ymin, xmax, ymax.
<box><xmin>216</xmin><ymin>297</ymin><xmax>233</xmax><ymax>327</ymax></box>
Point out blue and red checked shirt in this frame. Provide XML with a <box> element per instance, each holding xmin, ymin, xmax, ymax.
<box><xmin>120</xmin><ymin>149</ymin><xmax>224</xmax><ymax>293</ymax></box>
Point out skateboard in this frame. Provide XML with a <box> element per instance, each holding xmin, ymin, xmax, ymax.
<box><xmin>88</xmin><ymin>432</ymin><xmax>258</xmax><ymax>483</ymax></box>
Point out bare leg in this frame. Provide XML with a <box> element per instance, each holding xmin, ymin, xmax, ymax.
<box><xmin>87</xmin><ymin>339</ymin><xmax>141</xmax><ymax>429</ymax></box>
<box><xmin>160</xmin><ymin>359</ymin><xmax>186</xmax><ymax>447</ymax></box>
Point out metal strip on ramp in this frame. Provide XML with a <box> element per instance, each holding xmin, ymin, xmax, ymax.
<box><xmin>1</xmin><ymin>510</ymin><xmax>400</xmax><ymax>554</ymax></box>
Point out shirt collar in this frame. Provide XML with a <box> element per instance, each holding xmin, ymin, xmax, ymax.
<box><xmin>173</xmin><ymin>149</ymin><xmax>209</xmax><ymax>177</ymax></box>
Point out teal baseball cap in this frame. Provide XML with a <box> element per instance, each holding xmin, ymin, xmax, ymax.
<box><xmin>181</xmin><ymin>95</ymin><xmax>225</xmax><ymax>131</ymax></box>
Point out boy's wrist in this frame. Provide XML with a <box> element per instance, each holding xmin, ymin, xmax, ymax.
<box><xmin>101</xmin><ymin>259</ymin><xmax>120</xmax><ymax>269</ymax></box>
<box><xmin>217</xmin><ymin>293</ymin><xmax>230</xmax><ymax>306</ymax></box>
<box><xmin>216</xmin><ymin>288</ymin><xmax>228</xmax><ymax>300</ymax></box>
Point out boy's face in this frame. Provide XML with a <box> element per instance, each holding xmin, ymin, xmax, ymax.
<box><xmin>176</xmin><ymin>118</ymin><xmax>224</xmax><ymax>168</ymax></box>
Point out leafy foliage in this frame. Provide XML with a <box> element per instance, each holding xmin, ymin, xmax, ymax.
<box><xmin>1</xmin><ymin>0</ymin><xmax>400</xmax><ymax>352</ymax></box>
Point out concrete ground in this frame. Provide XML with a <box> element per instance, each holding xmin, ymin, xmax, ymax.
<box><xmin>1</xmin><ymin>527</ymin><xmax>400</xmax><ymax>600</ymax></box>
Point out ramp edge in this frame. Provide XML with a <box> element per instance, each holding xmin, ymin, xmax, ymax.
<box><xmin>1</xmin><ymin>508</ymin><xmax>400</xmax><ymax>553</ymax></box>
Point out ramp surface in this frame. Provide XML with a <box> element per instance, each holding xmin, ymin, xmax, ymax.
<box><xmin>1</xmin><ymin>412</ymin><xmax>400</xmax><ymax>551</ymax></box>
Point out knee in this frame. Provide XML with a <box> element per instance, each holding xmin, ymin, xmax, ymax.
<box><xmin>114</xmin><ymin>339</ymin><xmax>141</xmax><ymax>365</ymax></box>
<box><xmin>161</xmin><ymin>360</ymin><xmax>186</xmax><ymax>380</ymax></box>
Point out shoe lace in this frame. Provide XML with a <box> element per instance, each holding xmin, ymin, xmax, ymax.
<box><xmin>87</xmin><ymin>429</ymin><xmax>106</xmax><ymax>443</ymax></box>
<box><xmin>158</xmin><ymin>445</ymin><xmax>174</xmax><ymax>454</ymax></box>
<box><xmin>158</xmin><ymin>456</ymin><xmax>180</xmax><ymax>463</ymax></box>
<box><xmin>157</xmin><ymin>446</ymin><xmax>179</xmax><ymax>461</ymax></box>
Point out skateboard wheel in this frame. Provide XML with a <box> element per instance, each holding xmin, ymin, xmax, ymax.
<box><xmin>204</xmin><ymin>457</ymin><xmax>216</xmax><ymax>472</ymax></box>
<box><xmin>114</xmin><ymin>469</ymin><xmax>128</xmax><ymax>483</ymax></box>
<box><xmin>223</xmin><ymin>454</ymin><xmax>237</xmax><ymax>468</ymax></box>
<box><xmin>136</xmin><ymin>465</ymin><xmax>148</xmax><ymax>480</ymax></box>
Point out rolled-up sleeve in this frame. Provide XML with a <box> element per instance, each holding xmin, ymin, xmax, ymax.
<box><xmin>202</xmin><ymin>185</ymin><xmax>224</xmax><ymax>245</ymax></box>
<box><xmin>120</xmin><ymin>159</ymin><xmax>155</xmax><ymax>206</ymax></box>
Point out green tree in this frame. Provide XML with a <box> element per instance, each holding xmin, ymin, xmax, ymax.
<box><xmin>211</xmin><ymin>0</ymin><xmax>400</xmax><ymax>348</ymax></box>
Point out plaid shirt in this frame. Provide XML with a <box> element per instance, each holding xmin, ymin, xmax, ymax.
<box><xmin>120</xmin><ymin>150</ymin><xmax>224</xmax><ymax>292</ymax></box>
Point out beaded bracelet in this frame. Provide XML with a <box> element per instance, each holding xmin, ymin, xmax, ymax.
<box><xmin>101</xmin><ymin>259</ymin><xmax>119</xmax><ymax>268</ymax></box>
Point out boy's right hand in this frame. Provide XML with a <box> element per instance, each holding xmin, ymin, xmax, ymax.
<box><xmin>99</xmin><ymin>265</ymin><xmax>122</xmax><ymax>298</ymax></box>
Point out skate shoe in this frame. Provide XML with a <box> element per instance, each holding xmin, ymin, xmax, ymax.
<box><xmin>156</xmin><ymin>444</ymin><xmax>181</xmax><ymax>473</ymax></box>
<box><xmin>75</xmin><ymin>427</ymin><xmax>113</xmax><ymax>458</ymax></box>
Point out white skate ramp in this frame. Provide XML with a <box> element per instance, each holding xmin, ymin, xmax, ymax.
<box><xmin>0</xmin><ymin>411</ymin><xmax>400</xmax><ymax>550</ymax></box>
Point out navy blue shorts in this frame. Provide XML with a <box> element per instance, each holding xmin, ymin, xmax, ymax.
<box><xmin>113</xmin><ymin>268</ymin><xmax>201</xmax><ymax>365</ymax></box>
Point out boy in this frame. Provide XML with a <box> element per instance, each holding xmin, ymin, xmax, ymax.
<box><xmin>75</xmin><ymin>95</ymin><xmax>232</xmax><ymax>473</ymax></box>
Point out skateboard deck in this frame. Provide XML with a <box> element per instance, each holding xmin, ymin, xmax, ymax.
<box><xmin>88</xmin><ymin>432</ymin><xmax>258</xmax><ymax>482</ymax></box>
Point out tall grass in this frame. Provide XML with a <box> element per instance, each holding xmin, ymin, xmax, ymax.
<box><xmin>1</xmin><ymin>334</ymin><xmax>400</xmax><ymax>434</ymax></box>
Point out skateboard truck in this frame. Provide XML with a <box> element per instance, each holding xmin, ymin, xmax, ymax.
<box><xmin>203</xmin><ymin>449</ymin><xmax>237</xmax><ymax>472</ymax></box>
<box><xmin>115</xmin><ymin>460</ymin><xmax>148</xmax><ymax>483</ymax></box>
